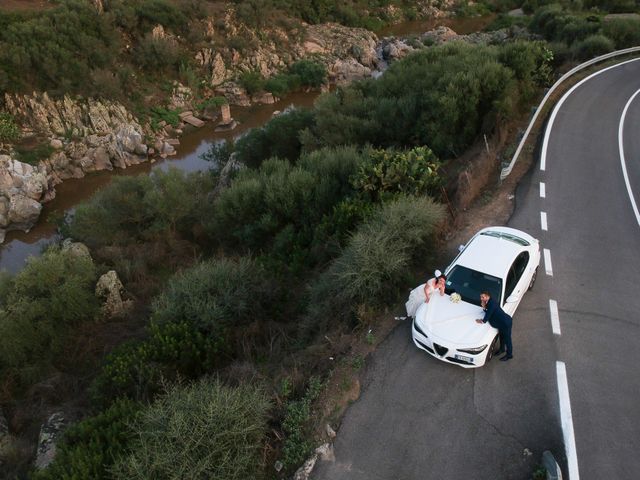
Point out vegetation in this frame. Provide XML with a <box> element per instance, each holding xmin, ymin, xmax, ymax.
<box><xmin>111</xmin><ymin>378</ymin><xmax>271</xmax><ymax>480</ymax></box>
<box><xmin>0</xmin><ymin>113</ymin><xmax>20</xmax><ymax>143</ymax></box>
<box><xmin>0</xmin><ymin>248</ymin><xmax>98</xmax><ymax>389</ymax></box>
<box><xmin>32</xmin><ymin>399</ymin><xmax>142</xmax><ymax>480</ymax></box>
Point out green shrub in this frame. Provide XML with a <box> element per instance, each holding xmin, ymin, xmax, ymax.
<box><xmin>91</xmin><ymin>257</ymin><xmax>273</xmax><ymax>404</ymax></box>
<box><xmin>571</xmin><ymin>33</ymin><xmax>615</xmax><ymax>60</ymax></box>
<box><xmin>281</xmin><ymin>376</ymin><xmax>323</xmax><ymax>469</ymax></box>
<box><xmin>0</xmin><ymin>113</ymin><xmax>20</xmax><ymax>143</ymax></box>
<box><xmin>134</xmin><ymin>0</ymin><xmax>188</xmax><ymax>33</ymax></box>
<box><xmin>32</xmin><ymin>399</ymin><xmax>142</xmax><ymax>480</ymax></box>
<box><xmin>232</xmin><ymin>107</ymin><xmax>316</xmax><ymax>167</ymax></box>
<box><xmin>602</xmin><ymin>18</ymin><xmax>640</xmax><ymax>48</ymax></box>
<box><xmin>135</xmin><ymin>34</ymin><xmax>185</xmax><ymax>73</ymax></box>
<box><xmin>66</xmin><ymin>169</ymin><xmax>212</xmax><ymax>247</ymax></box>
<box><xmin>0</xmin><ymin>247</ymin><xmax>98</xmax><ymax>385</ymax></box>
<box><xmin>239</xmin><ymin>70</ymin><xmax>265</xmax><ymax>95</ymax></box>
<box><xmin>304</xmin><ymin>196</ymin><xmax>446</xmax><ymax>335</ymax></box>
<box><xmin>288</xmin><ymin>59</ymin><xmax>327</xmax><ymax>88</ymax></box>
<box><xmin>149</xmin><ymin>106</ymin><xmax>181</xmax><ymax>129</ymax></box>
<box><xmin>14</xmin><ymin>142</ymin><xmax>54</xmax><ymax>165</ymax></box>
<box><xmin>111</xmin><ymin>378</ymin><xmax>271</xmax><ymax>480</ymax></box>
<box><xmin>265</xmin><ymin>74</ymin><xmax>295</xmax><ymax>97</ymax></box>
<box><xmin>209</xmin><ymin>147</ymin><xmax>363</xmax><ymax>267</ymax></box>
<box><xmin>351</xmin><ymin>146</ymin><xmax>444</xmax><ymax>202</ymax></box>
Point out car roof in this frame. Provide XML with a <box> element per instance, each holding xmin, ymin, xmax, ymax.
<box><xmin>454</xmin><ymin>230</ymin><xmax>526</xmax><ymax>278</ymax></box>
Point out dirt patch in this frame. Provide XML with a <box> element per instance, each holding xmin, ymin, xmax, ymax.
<box><xmin>0</xmin><ymin>1</ymin><xmax>56</xmax><ymax>12</ymax></box>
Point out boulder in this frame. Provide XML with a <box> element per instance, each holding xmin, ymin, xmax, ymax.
<box><xmin>35</xmin><ymin>412</ymin><xmax>65</xmax><ymax>470</ymax></box>
<box><xmin>49</xmin><ymin>139</ymin><xmax>63</xmax><ymax>150</ymax></box>
<box><xmin>61</xmin><ymin>239</ymin><xmax>92</xmax><ymax>262</ymax></box>
<box><xmin>95</xmin><ymin>270</ymin><xmax>132</xmax><ymax>318</ymax></box>
<box><xmin>182</xmin><ymin>116</ymin><xmax>205</xmax><ymax>128</ymax></box>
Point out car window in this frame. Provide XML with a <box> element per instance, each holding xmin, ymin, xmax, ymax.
<box><xmin>444</xmin><ymin>265</ymin><xmax>502</xmax><ymax>306</ymax></box>
<box><xmin>505</xmin><ymin>252</ymin><xmax>530</xmax><ymax>299</ymax></box>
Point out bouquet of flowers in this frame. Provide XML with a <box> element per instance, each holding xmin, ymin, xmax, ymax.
<box><xmin>450</xmin><ymin>292</ymin><xmax>461</xmax><ymax>304</ymax></box>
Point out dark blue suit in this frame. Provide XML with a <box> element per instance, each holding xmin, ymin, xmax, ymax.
<box><xmin>482</xmin><ymin>297</ymin><xmax>513</xmax><ymax>357</ymax></box>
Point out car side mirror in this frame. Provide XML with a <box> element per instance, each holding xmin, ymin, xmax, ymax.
<box><xmin>458</xmin><ymin>244</ymin><xmax>465</xmax><ymax>253</ymax></box>
<box><xmin>506</xmin><ymin>294</ymin><xmax>520</xmax><ymax>304</ymax></box>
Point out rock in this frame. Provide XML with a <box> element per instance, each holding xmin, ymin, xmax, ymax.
<box><xmin>381</xmin><ymin>38</ymin><xmax>415</xmax><ymax>62</ymax></box>
<box><xmin>61</xmin><ymin>239</ymin><xmax>92</xmax><ymax>261</ymax></box>
<box><xmin>214</xmin><ymin>119</ymin><xmax>238</xmax><ymax>132</ymax></box>
<box><xmin>329</xmin><ymin>58</ymin><xmax>372</xmax><ymax>84</ymax></box>
<box><xmin>325</xmin><ymin>423</ymin><xmax>336</xmax><ymax>439</ymax></box>
<box><xmin>161</xmin><ymin>141</ymin><xmax>176</xmax><ymax>157</ymax></box>
<box><xmin>213</xmin><ymin>155</ymin><xmax>243</xmax><ymax>196</ymax></box>
<box><xmin>211</xmin><ymin>53</ymin><xmax>229</xmax><ymax>86</ymax></box>
<box><xmin>8</xmin><ymin>195</ymin><xmax>42</xmax><ymax>228</ymax></box>
<box><xmin>182</xmin><ymin>116</ymin><xmax>205</xmax><ymax>128</ymax></box>
<box><xmin>166</xmin><ymin>138</ymin><xmax>180</xmax><ymax>146</ymax></box>
<box><xmin>292</xmin><ymin>443</ymin><xmax>333</xmax><ymax>480</ymax></box>
<box><xmin>49</xmin><ymin>139</ymin><xmax>63</xmax><ymax>150</ymax></box>
<box><xmin>92</xmin><ymin>146</ymin><xmax>113</xmax><ymax>171</ymax></box>
<box><xmin>214</xmin><ymin>82</ymin><xmax>251</xmax><ymax>107</ymax></box>
<box><xmin>95</xmin><ymin>270</ymin><xmax>132</xmax><ymax>318</ymax></box>
<box><xmin>35</xmin><ymin>412</ymin><xmax>65</xmax><ymax>470</ymax></box>
<box><xmin>251</xmin><ymin>92</ymin><xmax>276</xmax><ymax>105</ymax></box>
<box><xmin>178</xmin><ymin>111</ymin><xmax>193</xmax><ymax>120</ymax></box>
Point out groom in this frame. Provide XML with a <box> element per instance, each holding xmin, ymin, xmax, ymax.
<box><xmin>475</xmin><ymin>291</ymin><xmax>513</xmax><ymax>361</ymax></box>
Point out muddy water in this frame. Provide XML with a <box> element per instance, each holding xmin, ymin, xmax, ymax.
<box><xmin>376</xmin><ymin>14</ymin><xmax>495</xmax><ymax>37</ymax></box>
<box><xmin>0</xmin><ymin>92</ymin><xmax>319</xmax><ymax>273</ymax></box>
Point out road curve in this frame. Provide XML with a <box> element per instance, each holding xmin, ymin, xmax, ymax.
<box><xmin>312</xmin><ymin>58</ymin><xmax>640</xmax><ymax>480</ymax></box>
<box><xmin>527</xmin><ymin>58</ymin><xmax>640</xmax><ymax>479</ymax></box>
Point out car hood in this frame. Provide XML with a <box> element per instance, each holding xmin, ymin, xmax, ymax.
<box><xmin>415</xmin><ymin>293</ymin><xmax>495</xmax><ymax>347</ymax></box>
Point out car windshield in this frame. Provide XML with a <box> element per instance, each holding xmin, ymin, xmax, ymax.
<box><xmin>444</xmin><ymin>265</ymin><xmax>502</xmax><ymax>306</ymax></box>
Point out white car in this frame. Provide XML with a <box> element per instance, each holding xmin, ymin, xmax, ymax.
<box><xmin>411</xmin><ymin>226</ymin><xmax>540</xmax><ymax>368</ymax></box>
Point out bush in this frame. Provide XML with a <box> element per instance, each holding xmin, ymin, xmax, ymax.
<box><xmin>32</xmin><ymin>399</ymin><xmax>142</xmax><ymax>480</ymax></box>
<box><xmin>232</xmin><ymin>108</ymin><xmax>316</xmax><ymax>167</ymax></box>
<box><xmin>111</xmin><ymin>378</ymin><xmax>271</xmax><ymax>480</ymax></box>
<box><xmin>0</xmin><ymin>113</ymin><xmax>20</xmax><ymax>143</ymax></box>
<box><xmin>602</xmin><ymin>18</ymin><xmax>640</xmax><ymax>48</ymax></box>
<box><xmin>571</xmin><ymin>34</ymin><xmax>614</xmax><ymax>60</ymax></box>
<box><xmin>239</xmin><ymin>70</ymin><xmax>265</xmax><ymax>95</ymax></box>
<box><xmin>14</xmin><ymin>142</ymin><xmax>54</xmax><ymax>165</ymax></box>
<box><xmin>304</xmin><ymin>196</ymin><xmax>446</xmax><ymax>335</ymax></box>
<box><xmin>66</xmin><ymin>169</ymin><xmax>212</xmax><ymax>247</ymax></box>
<box><xmin>91</xmin><ymin>257</ymin><xmax>273</xmax><ymax>404</ymax></box>
<box><xmin>135</xmin><ymin>34</ymin><xmax>185</xmax><ymax>73</ymax></box>
<box><xmin>288</xmin><ymin>59</ymin><xmax>327</xmax><ymax>88</ymax></box>
<box><xmin>350</xmin><ymin>146</ymin><xmax>444</xmax><ymax>202</ymax></box>
<box><xmin>0</xmin><ymin>247</ymin><xmax>98</xmax><ymax>385</ymax></box>
<box><xmin>209</xmin><ymin>147</ymin><xmax>363</xmax><ymax>268</ymax></box>
<box><xmin>304</xmin><ymin>42</ymin><xmax>551</xmax><ymax>158</ymax></box>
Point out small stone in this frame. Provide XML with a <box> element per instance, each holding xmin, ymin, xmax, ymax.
<box><xmin>35</xmin><ymin>412</ymin><xmax>66</xmax><ymax>470</ymax></box>
<box><xmin>274</xmin><ymin>460</ymin><xmax>283</xmax><ymax>472</ymax></box>
<box><xmin>523</xmin><ymin>447</ymin><xmax>533</xmax><ymax>456</ymax></box>
<box><xmin>325</xmin><ymin>424</ymin><xmax>336</xmax><ymax>439</ymax></box>
<box><xmin>49</xmin><ymin>139</ymin><xmax>63</xmax><ymax>149</ymax></box>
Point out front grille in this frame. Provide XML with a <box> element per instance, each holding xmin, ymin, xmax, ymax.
<box><xmin>416</xmin><ymin>339</ymin><xmax>434</xmax><ymax>354</ymax></box>
<box><xmin>434</xmin><ymin>343</ymin><xmax>448</xmax><ymax>356</ymax></box>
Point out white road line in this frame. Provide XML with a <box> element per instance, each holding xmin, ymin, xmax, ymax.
<box><xmin>549</xmin><ymin>299</ymin><xmax>561</xmax><ymax>335</ymax></box>
<box><xmin>557</xmin><ymin>361</ymin><xmax>580</xmax><ymax>480</ymax></box>
<box><xmin>543</xmin><ymin>248</ymin><xmax>553</xmax><ymax>276</ymax></box>
<box><xmin>540</xmin><ymin>182</ymin><xmax>546</xmax><ymax>198</ymax></box>
<box><xmin>541</xmin><ymin>57</ymin><xmax>640</xmax><ymax>172</ymax></box>
<box><xmin>618</xmin><ymin>88</ymin><xmax>640</xmax><ymax>228</ymax></box>
<box><xmin>541</xmin><ymin>212</ymin><xmax>548</xmax><ymax>231</ymax></box>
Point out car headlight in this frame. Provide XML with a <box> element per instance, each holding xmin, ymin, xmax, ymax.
<box><xmin>458</xmin><ymin>345</ymin><xmax>487</xmax><ymax>355</ymax></box>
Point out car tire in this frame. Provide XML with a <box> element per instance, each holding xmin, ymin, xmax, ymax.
<box><xmin>487</xmin><ymin>334</ymin><xmax>500</xmax><ymax>362</ymax></box>
<box><xmin>528</xmin><ymin>267</ymin><xmax>538</xmax><ymax>290</ymax></box>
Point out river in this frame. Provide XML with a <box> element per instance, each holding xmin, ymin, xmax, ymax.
<box><xmin>0</xmin><ymin>14</ymin><xmax>495</xmax><ymax>273</ymax></box>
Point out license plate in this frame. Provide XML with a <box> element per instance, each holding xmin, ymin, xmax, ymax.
<box><xmin>455</xmin><ymin>354</ymin><xmax>473</xmax><ymax>363</ymax></box>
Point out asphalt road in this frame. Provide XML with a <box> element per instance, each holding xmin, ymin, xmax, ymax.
<box><xmin>312</xmin><ymin>58</ymin><xmax>640</xmax><ymax>480</ymax></box>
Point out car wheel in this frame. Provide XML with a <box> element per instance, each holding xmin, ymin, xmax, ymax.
<box><xmin>487</xmin><ymin>334</ymin><xmax>500</xmax><ymax>362</ymax></box>
<box><xmin>528</xmin><ymin>267</ymin><xmax>538</xmax><ymax>290</ymax></box>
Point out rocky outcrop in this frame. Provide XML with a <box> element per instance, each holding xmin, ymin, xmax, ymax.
<box><xmin>0</xmin><ymin>155</ymin><xmax>48</xmax><ymax>242</ymax></box>
<box><xmin>95</xmin><ymin>270</ymin><xmax>133</xmax><ymax>318</ymax></box>
<box><xmin>34</xmin><ymin>412</ymin><xmax>65</xmax><ymax>470</ymax></box>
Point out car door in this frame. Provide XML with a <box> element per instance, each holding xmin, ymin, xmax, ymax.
<box><xmin>502</xmin><ymin>251</ymin><xmax>530</xmax><ymax>316</ymax></box>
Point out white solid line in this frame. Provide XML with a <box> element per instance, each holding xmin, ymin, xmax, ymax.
<box><xmin>541</xmin><ymin>212</ymin><xmax>548</xmax><ymax>231</ymax></box>
<box><xmin>618</xmin><ymin>88</ymin><xmax>640</xmax><ymax>228</ymax></box>
<box><xmin>540</xmin><ymin>182</ymin><xmax>546</xmax><ymax>198</ymax></box>
<box><xmin>557</xmin><ymin>361</ymin><xmax>580</xmax><ymax>480</ymax></box>
<box><xmin>543</xmin><ymin>249</ymin><xmax>553</xmax><ymax>276</ymax></box>
<box><xmin>549</xmin><ymin>299</ymin><xmax>561</xmax><ymax>335</ymax></box>
<box><xmin>541</xmin><ymin>57</ymin><xmax>640</xmax><ymax>172</ymax></box>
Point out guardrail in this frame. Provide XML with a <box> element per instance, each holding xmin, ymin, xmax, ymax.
<box><xmin>500</xmin><ymin>46</ymin><xmax>640</xmax><ymax>180</ymax></box>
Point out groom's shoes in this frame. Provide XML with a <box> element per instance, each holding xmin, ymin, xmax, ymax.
<box><xmin>500</xmin><ymin>354</ymin><xmax>513</xmax><ymax>362</ymax></box>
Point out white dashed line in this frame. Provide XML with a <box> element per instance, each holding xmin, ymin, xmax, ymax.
<box><xmin>543</xmin><ymin>249</ymin><xmax>553</xmax><ymax>276</ymax></box>
<box><xmin>541</xmin><ymin>212</ymin><xmax>548</xmax><ymax>231</ymax></box>
<box><xmin>540</xmin><ymin>182</ymin><xmax>546</xmax><ymax>198</ymax></box>
<box><xmin>618</xmin><ymin>88</ymin><xmax>640</xmax><ymax>228</ymax></box>
<box><xmin>549</xmin><ymin>299</ymin><xmax>561</xmax><ymax>335</ymax></box>
<box><xmin>557</xmin><ymin>361</ymin><xmax>580</xmax><ymax>480</ymax></box>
